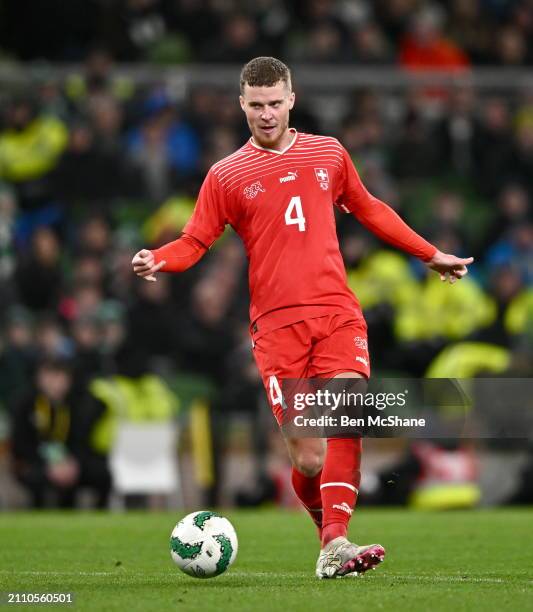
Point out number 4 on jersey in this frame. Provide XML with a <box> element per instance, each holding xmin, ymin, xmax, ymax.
<box><xmin>284</xmin><ymin>196</ymin><xmax>306</xmax><ymax>232</ymax></box>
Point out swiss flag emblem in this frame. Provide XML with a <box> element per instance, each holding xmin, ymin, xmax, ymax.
<box><xmin>314</xmin><ymin>168</ymin><xmax>329</xmax><ymax>183</ymax></box>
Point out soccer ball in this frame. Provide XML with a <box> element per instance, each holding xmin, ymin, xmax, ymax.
<box><xmin>170</xmin><ymin>511</ymin><xmax>238</xmax><ymax>578</ymax></box>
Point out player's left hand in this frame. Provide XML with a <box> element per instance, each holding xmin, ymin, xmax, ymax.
<box><xmin>132</xmin><ymin>249</ymin><xmax>166</xmax><ymax>282</ymax></box>
<box><xmin>426</xmin><ymin>250</ymin><xmax>474</xmax><ymax>284</ymax></box>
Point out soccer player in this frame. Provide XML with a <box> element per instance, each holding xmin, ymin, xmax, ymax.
<box><xmin>132</xmin><ymin>57</ymin><xmax>473</xmax><ymax>578</ymax></box>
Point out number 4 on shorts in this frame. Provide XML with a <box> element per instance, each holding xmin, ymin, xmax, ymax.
<box><xmin>269</xmin><ymin>375</ymin><xmax>284</xmax><ymax>406</ymax></box>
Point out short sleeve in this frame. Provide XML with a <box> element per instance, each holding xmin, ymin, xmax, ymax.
<box><xmin>183</xmin><ymin>169</ymin><xmax>228</xmax><ymax>247</ymax></box>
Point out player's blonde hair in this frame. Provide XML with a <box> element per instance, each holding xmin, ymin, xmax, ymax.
<box><xmin>240</xmin><ymin>57</ymin><xmax>292</xmax><ymax>94</ymax></box>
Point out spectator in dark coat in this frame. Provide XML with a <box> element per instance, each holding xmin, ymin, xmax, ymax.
<box><xmin>10</xmin><ymin>357</ymin><xmax>111</xmax><ymax>508</ymax></box>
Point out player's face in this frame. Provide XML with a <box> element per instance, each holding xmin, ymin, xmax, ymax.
<box><xmin>240</xmin><ymin>81</ymin><xmax>295</xmax><ymax>151</ymax></box>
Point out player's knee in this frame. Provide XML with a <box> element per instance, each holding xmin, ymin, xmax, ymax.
<box><xmin>293</xmin><ymin>450</ymin><xmax>324</xmax><ymax>477</ymax></box>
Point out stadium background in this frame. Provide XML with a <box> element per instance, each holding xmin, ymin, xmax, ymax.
<box><xmin>0</xmin><ymin>0</ymin><xmax>532</xmax><ymax>512</ymax></box>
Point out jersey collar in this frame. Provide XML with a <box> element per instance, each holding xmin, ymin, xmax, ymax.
<box><xmin>249</xmin><ymin>128</ymin><xmax>298</xmax><ymax>155</ymax></box>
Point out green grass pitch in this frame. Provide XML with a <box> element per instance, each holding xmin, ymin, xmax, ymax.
<box><xmin>0</xmin><ymin>509</ymin><xmax>531</xmax><ymax>611</ymax></box>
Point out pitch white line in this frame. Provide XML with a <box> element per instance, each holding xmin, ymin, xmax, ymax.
<box><xmin>0</xmin><ymin>570</ymin><xmax>529</xmax><ymax>585</ymax></box>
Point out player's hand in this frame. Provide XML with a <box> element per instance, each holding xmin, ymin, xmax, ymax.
<box><xmin>131</xmin><ymin>249</ymin><xmax>166</xmax><ymax>282</ymax></box>
<box><xmin>426</xmin><ymin>250</ymin><xmax>474</xmax><ymax>284</ymax></box>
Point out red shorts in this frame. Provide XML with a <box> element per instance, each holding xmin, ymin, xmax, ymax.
<box><xmin>251</xmin><ymin>313</ymin><xmax>370</xmax><ymax>425</ymax></box>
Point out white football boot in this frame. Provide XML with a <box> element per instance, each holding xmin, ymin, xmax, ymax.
<box><xmin>315</xmin><ymin>537</ymin><xmax>385</xmax><ymax>579</ymax></box>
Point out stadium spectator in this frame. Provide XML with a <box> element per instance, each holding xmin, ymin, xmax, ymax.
<box><xmin>287</xmin><ymin>22</ymin><xmax>349</xmax><ymax>64</ymax></box>
<box><xmin>126</xmin><ymin>272</ymin><xmax>180</xmax><ymax>371</ymax></box>
<box><xmin>423</xmin><ymin>192</ymin><xmax>467</xmax><ymax>252</ymax></box>
<box><xmin>0</xmin><ymin>186</ymin><xmax>17</xmax><ymax>307</ymax></box>
<box><xmin>391</xmin><ymin>102</ymin><xmax>439</xmax><ymax>179</ymax></box>
<box><xmin>175</xmin><ymin>274</ymin><xmax>238</xmax><ymax>385</ymax></box>
<box><xmin>447</xmin><ymin>0</ymin><xmax>493</xmax><ymax>65</ymax></box>
<box><xmin>70</xmin><ymin>314</ymin><xmax>105</xmax><ymax>388</ymax></box>
<box><xmin>493</xmin><ymin>25</ymin><xmax>529</xmax><ymax>66</ymax></box>
<box><xmin>14</xmin><ymin>226</ymin><xmax>63</xmax><ymax>312</ymax></box>
<box><xmin>480</xmin><ymin>184</ymin><xmax>531</xmax><ymax>256</ymax></box>
<box><xmin>0</xmin><ymin>306</ymin><xmax>36</xmax><ymax>410</ymax></box>
<box><xmin>34</xmin><ymin>314</ymin><xmax>72</xmax><ymax>360</ymax></box>
<box><xmin>512</xmin><ymin>118</ymin><xmax>533</xmax><ymax>197</ymax></box>
<box><xmin>0</xmin><ymin>96</ymin><xmax>68</xmax><ymax>211</ymax></box>
<box><xmin>202</xmin><ymin>14</ymin><xmax>269</xmax><ymax>63</ymax></box>
<box><xmin>472</xmin><ymin>97</ymin><xmax>515</xmax><ymax>196</ymax></box>
<box><xmin>399</xmin><ymin>6</ymin><xmax>470</xmax><ymax>70</ymax></box>
<box><xmin>374</xmin><ymin>0</ymin><xmax>417</xmax><ymax>46</ymax></box>
<box><xmin>486</xmin><ymin>223</ymin><xmax>533</xmax><ymax>285</ymax></box>
<box><xmin>350</xmin><ymin>21</ymin><xmax>393</xmax><ymax>65</ymax></box>
<box><xmin>76</xmin><ymin>214</ymin><xmax>113</xmax><ymax>257</ymax></box>
<box><xmin>125</xmin><ymin>90</ymin><xmax>200</xmax><ymax>202</ymax></box>
<box><xmin>10</xmin><ymin>357</ymin><xmax>111</xmax><ymax>508</ymax></box>
<box><xmin>96</xmin><ymin>1</ymin><xmax>172</xmax><ymax>62</ymax></box>
<box><xmin>52</xmin><ymin>121</ymin><xmax>129</xmax><ymax>203</ymax></box>
<box><xmin>97</xmin><ymin>300</ymin><xmax>129</xmax><ymax>374</ymax></box>
<box><xmin>432</xmin><ymin>87</ymin><xmax>477</xmax><ymax>175</ymax></box>
<box><xmin>472</xmin><ymin>264</ymin><xmax>524</xmax><ymax>347</ymax></box>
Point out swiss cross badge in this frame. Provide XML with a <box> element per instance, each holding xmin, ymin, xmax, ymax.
<box><xmin>314</xmin><ymin>167</ymin><xmax>329</xmax><ymax>190</ymax></box>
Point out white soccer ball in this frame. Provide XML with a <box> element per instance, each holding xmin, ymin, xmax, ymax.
<box><xmin>170</xmin><ymin>511</ymin><xmax>238</xmax><ymax>578</ymax></box>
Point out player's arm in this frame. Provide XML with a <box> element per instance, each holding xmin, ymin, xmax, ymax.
<box><xmin>132</xmin><ymin>169</ymin><xmax>227</xmax><ymax>282</ymax></box>
<box><xmin>338</xmin><ymin>148</ymin><xmax>473</xmax><ymax>283</ymax></box>
<box><xmin>132</xmin><ymin>234</ymin><xmax>207</xmax><ymax>281</ymax></box>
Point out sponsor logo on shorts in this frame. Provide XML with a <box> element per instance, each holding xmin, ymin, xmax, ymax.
<box><xmin>332</xmin><ymin>502</ymin><xmax>353</xmax><ymax>515</ymax></box>
<box><xmin>244</xmin><ymin>181</ymin><xmax>266</xmax><ymax>199</ymax></box>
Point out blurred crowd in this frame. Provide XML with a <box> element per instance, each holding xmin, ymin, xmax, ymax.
<box><xmin>0</xmin><ymin>9</ymin><xmax>532</xmax><ymax>506</ymax></box>
<box><xmin>2</xmin><ymin>0</ymin><xmax>533</xmax><ymax>67</ymax></box>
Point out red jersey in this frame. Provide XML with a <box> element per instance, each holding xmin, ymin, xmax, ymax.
<box><xmin>182</xmin><ymin>130</ymin><xmax>435</xmax><ymax>338</ymax></box>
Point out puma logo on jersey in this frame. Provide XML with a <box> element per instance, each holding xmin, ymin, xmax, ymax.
<box><xmin>332</xmin><ymin>502</ymin><xmax>353</xmax><ymax>516</ymax></box>
<box><xmin>279</xmin><ymin>171</ymin><xmax>298</xmax><ymax>183</ymax></box>
<box><xmin>356</xmin><ymin>355</ymin><xmax>368</xmax><ymax>367</ymax></box>
<box><xmin>244</xmin><ymin>181</ymin><xmax>266</xmax><ymax>199</ymax></box>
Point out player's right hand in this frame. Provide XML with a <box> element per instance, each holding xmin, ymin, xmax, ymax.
<box><xmin>131</xmin><ymin>249</ymin><xmax>166</xmax><ymax>282</ymax></box>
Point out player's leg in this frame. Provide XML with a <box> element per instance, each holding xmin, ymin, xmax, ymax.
<box><xmin>285</xmin><ymin>436</ymin><xmax>326</xmax><ymax>536</ymax></box>
<box><xmin>320</xmin><ymin>373</ymin><xmax>363</xmax><ymax>542</ymax></box>
<box><xmin>309</xmin><ymin>315</ymin><xmax>385</xmax><ymax>577</ymax></box>
<box><xmin>251</xmin><ymin>322</ymin><xmax>325</xmax><ymax>534</ymax></box>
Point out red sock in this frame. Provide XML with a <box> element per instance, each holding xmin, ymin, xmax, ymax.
<box><xmin>320</xmin><ymin>438</ymin><xmax>362</xmax><ymax>548</ymax></box>
<box><xmin>291</xmin><ymin>467</ymin><xmax>323</xmax><ymax>540</ymax></box>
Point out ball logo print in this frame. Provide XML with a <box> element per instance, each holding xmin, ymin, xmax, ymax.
<box><xmin>213</xmin><ymin>534</ymin><xmax>234</xmax><ymax>574</ymax></box>
<box><xmin>194</xmin><ymin>510</ymin><xmax>218</xmax><ymax>530</ymax></box>
<box><xmin>170</xmin><ymin>536</ymin><xmax>203</xmax><ymax>560</ymax></box>
<box><xmin>170</xmin><ymin>511</ymin><xmax>238</xmax><ymax>578</ymax></box>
